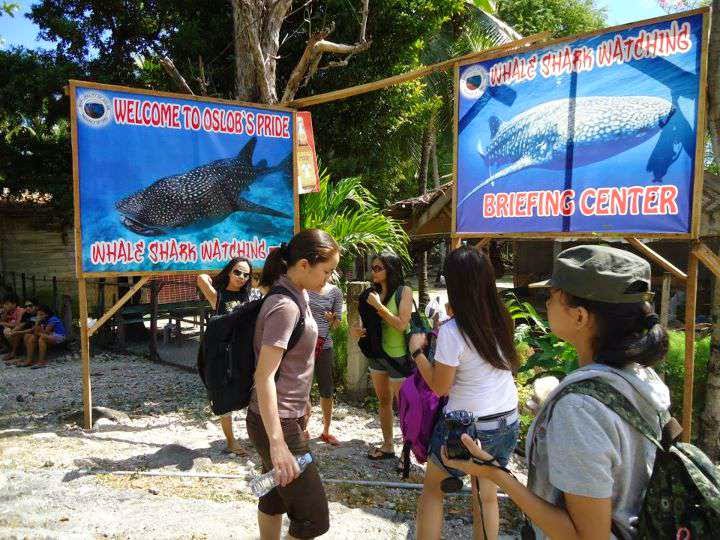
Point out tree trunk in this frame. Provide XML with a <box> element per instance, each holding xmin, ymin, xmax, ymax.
<box><xmin>708</xmin><ymin>0</ymin><xmax>720</xmax><ymax>163</ymax></box>
<box><xmin>417</xmin><ymin>122</ymin><xmax>434</xmax><ymax>310</ymax></box>
<box><xmin>701</xmin><ymin>244</ymin><xmax>720</xmax><ymax>459</ymax></box>
<box><xmin>431</xmin><ymin>137</ymin><xmax>440</xmax><ymax>188</ymax></box>
<box><xmin>700</xmin><ymin>0</ymin><xmax>720</xmax><ymax>460</ymax></box>
<box><xmin>231</xmin><ymin>0</ymin><xmax>292</xmax><ymax>103</ymax></box>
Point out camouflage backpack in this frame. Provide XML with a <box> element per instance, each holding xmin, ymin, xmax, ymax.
<box><xmin>552</xmin><ymin>378</ymin><xmax>720</xmax><ymax>539</ymax></box>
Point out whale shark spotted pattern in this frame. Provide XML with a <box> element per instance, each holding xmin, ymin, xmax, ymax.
<box><xmin>116</xmin><ymin>137</ymin><xmax>291</xmax><ymax>236</ymax></box>
<box><xmin>459</xmin><ymin>96</ymin><xmax>676</xmax><ymax>206</ymax></box>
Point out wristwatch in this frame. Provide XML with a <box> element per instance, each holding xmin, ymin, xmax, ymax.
<box><xmin>411</xmin><ymin>348</ymin><xmax>424</xmax><ymax>360</ymax></box>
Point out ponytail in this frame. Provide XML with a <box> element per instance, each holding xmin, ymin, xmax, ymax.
<box><xmin>260</xmin><ymin>243</ymin><xmax>289</xmax><ymax>289</ymax></box>
<box><xmin>564</xmin><ymin>293</ymin><xmax>668</xmax><ymax>368</ymax></box>
<box><xmin>260</xmin><ymin>230</ymin><xmax>339</xmax><ymax>288</ymax></box>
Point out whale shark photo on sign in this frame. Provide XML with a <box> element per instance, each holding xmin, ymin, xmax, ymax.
<box><xmin>456</xmin><ymin>12</ymin><xmax>703</xmax><ymax>235</ymax></box>
<box><xmin>75</xmin><ymin>86</ymin><xmax>295</xmax><ymax>274</ymax></box>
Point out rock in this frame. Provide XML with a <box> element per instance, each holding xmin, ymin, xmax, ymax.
<box><xmin>43</xmin><ymin>461</ymin><xmax>54</xmax><ymax>468</ymax></box>
<box><xmin>16</xmin><ymin>395</ymin><xmax>25</xmax><ymax>402</ymax></box>
<box><xmin>148</xmin><ymin>488</ymin><xmax>159</xmax><ymax>495</ymax></box>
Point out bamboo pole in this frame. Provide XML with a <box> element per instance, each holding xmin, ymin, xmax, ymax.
<box><xmin>286</xmin><ymin>32</ymin><xmax>551</xmax><ymax>108</ymax></box>
<box><xmin>625</xmin><ymin>237</ymin><xmax>687</xmax><ymax>282</ymax></box>
<box><xmin>693</xmin><ymin>241</ymin><xmax>720</xmax><ymax>278</ymax></box>
<box><xmin>87</xmin><ymin>276</ymin><xmax>150</xmax><ymax>337</ymax></box>
<box><xmin>682</xmin><ymin>251</ymin><xmax>699</xmax><ymax>442</ymax></box>
<box><xmin>476</xmin><ymin>238</ymin><xmax>491</xmax><ymax>249</ymax></box>
<box><xmin>78</xmin><ymin>277</ymin><xmax>92</xmax><ymax>429</ymax></box>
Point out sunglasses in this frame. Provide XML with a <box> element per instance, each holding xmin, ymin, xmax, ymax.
<box><xmin>371</xmin><ymin>265</ymin><xmax>386</xmax><ymax>273</ymax></box>
<box><xmin>232</xmin><ymin>270</ymin><xmax>250</xmax><ymax>278</ymax></box>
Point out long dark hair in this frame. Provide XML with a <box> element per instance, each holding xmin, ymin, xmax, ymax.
<box><xmin>260</xmin><ymin>229</ymin><xmax>339</xmax><ymax>288</ymax></box>
<box><xmin>445</xmin><ymin>246</ymin><xmax>519</xmax><ymax>373</ymax></box>
<box><xmin>373</xmin><ymin>251</ymin><xmax>405</xmax><ymax>302</ymax></box>
<box><xmin>212</xmin><ymin>257</ymin><xmax>253</xmax><ymax>301</ymax></box>
<box><xmin>563</xmin><ymin>293</ymin><xmax>668</xmax><ymax>368</ymax></box>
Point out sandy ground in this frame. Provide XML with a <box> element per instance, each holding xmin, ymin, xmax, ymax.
<box><xmin>0</xmin><ymin>350</ymin><xmax>525</xmax><ymax>539</ymax></box>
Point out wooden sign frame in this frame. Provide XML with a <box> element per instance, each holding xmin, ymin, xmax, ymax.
<box><xmin>451</xmin><ymin>7</ymin><xmax>711</xmax><ymax>242</ymax></box>
<box><xmin>69</xmin><ymin>80</ymin><xmax>300</xmax><ymax>428</ymax></box>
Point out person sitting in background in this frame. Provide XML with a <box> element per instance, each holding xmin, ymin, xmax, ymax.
<box><xmin>18</xmin><ymin>304</ymin><xmax>66</xmax><ymax>368</ymax></box>
<box><xmin>1</xmin><ymin>293</ymin><xmax>24</xmax><ymax>355</ymax></box>
<box><xmin>3</xmin><ymin>299</ymin><xmax>37</xmax><ymax>364</ymax></box>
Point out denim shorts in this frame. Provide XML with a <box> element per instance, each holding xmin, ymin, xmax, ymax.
<box><xmin>367</xmin><ymin>356</ymin><xmax>411</xmax><ymax>381</ymax></box>
<box><xmin>428</xmin><ymin>412</ymin><xmax>519</xmax><ymax>478</ymax></box>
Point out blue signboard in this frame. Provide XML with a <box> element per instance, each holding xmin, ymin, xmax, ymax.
<box><xmin>71</xmin><ymin>82</ymin><xmax>295</xmax><ymax>275</ymax></box>
<box><xmin>455</xmin><ymin>12</ymin><xmax>706</xmax><ymax>236</ymax></box>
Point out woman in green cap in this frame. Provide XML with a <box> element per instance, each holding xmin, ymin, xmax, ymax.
<box><xmin>439</xmin><ymin>245</ymin><xmax>671</xmax><ymax>540</ymax></box>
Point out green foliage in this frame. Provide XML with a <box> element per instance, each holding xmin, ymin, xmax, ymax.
<box><xmin>496</xmin><ymin>0</ymin><xmax>606</xmax><ymax>38</ymax></box>
<box><xmin>1</xmin><ymin>2</ymin><xmax>18</xmax><ymax>16</ymax></box>
<box><xmin>331</xmin><ymin>314</ymin><xmax>349</xmax><ymax>389</ymax></box>
<box><xmin>0</xmin><ymin>48</ymin><xmax>82</xmax><ymax>212</ymax></box>
<box><xmin>660</xmin><ymin>330</ymin><xmax>710</xmax><ymax>433</ymax></box>
<box><xmin>300</xmin><ymin>170</ymin><xmax>410</xmax><ymax>270</ymax></box>
<box><xmin>505</xmin><ymin>293</ymin><xmax>580</xmax><ymax>380</ymax></box>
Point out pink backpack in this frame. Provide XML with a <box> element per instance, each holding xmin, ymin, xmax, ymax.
<box><xmin>398</xmin><ymin>370</ymin><xmax>447</xmax><ymax>478</ymax></box>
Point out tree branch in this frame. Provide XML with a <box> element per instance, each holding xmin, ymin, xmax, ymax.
<box><xmin>158</xmin><ymin>56</ymin><xmax>194</xmax><ymax>95</ymax></box>
<box><xmin>281</xmin><ymin>0</ymin><xmax>371</xmax><ymax>103</ymax></box>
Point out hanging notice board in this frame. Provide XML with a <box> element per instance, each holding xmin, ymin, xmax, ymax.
<box><xmin>69</xmin><ymin>80</ymin><xmax>298</xmax><ymax>277</ymax></box>
<box><xmin>453</xmin><ymin>9</ymin><xmax>709</xmax><ymax>239</ymax></box>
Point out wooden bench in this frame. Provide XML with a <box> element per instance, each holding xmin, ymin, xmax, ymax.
<box><xmin>115</xmin><ymin>300</ymin><xmax>212</xmax><ymax>346</ymax></box>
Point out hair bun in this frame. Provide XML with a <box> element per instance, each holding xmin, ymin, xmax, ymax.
<box><xmin>644</xmin><ymin>313</ymin><xmax>660</xmax><ymax>329</ymax></box>
<box><xmin>278</xmin><ymin>242</ymin><xmax>289</xmax><ymax>261</ymax></box>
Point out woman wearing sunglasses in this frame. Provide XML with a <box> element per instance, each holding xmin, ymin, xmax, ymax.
<box><xmin>198</xmin><ymin>256</ymin><xmax>261</xmax><ymax>455</ymax></box>
<box><xmin>351</xmin><ymin>251</ymin><xmax>413</xmax><ymax>461</ymax></box>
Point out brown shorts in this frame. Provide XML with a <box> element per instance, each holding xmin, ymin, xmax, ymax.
<box><xmin>246</xmin><ymin>409</ymin><xmax>329</xmax><ymax>539</ymax></box>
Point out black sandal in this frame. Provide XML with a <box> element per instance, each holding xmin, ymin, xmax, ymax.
<box><xmin>367</xmin><ymin>446</ymin><xmax>395</xmax><ymax>460</ymax></box>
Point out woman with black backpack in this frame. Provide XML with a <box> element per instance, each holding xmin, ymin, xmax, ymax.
<box><xmin>351</xmin><ymin>251</ymin><xmax>414</xmax><ymax>461</ymax></box>
<box><xmin>197</xmin><ymin>257</ymin><xmax>261</xmax><ymax>456</ymax></box>
<box><xmin>247</xmin><ymin>229</ymin><xmax>339</xmax><ymax>540</ymax></box>
<box><xmin>440</xmin><ymin>245</ymin><xmax>673</xmax><ymax>540</ymax></box>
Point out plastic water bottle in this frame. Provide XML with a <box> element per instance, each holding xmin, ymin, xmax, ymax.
<box><xmin>249</xmin><ymin>453</ymin><xmax>313</xmax><ymax>497</ymax></box>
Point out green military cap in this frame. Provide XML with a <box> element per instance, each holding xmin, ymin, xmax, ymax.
<box><xmin>529</xmin><ymin>245</ymin><xmax>654</xmax><ymax>303</ymax></box>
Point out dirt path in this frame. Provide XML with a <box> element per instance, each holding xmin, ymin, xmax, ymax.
<box><xmin>1</xmin><ymin>352</ymin><xmax>524</xmax><ymax>539</ymax></box>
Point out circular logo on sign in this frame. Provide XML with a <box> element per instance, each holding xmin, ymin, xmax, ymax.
<box><xmin>459</xmin><ymin>65</ymin><xmax>489</xmax><ymax>99</ymax></box>
<box><xmin>77</xmin><ymin>91</ymin><xmax>113</xmax><ymax>127</ymax></box>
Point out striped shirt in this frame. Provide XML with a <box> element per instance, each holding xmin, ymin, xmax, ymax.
<box><xmin>307</xmin><ymin>285</ymin><xmax>343</xmax><ymax>349</ymax></box>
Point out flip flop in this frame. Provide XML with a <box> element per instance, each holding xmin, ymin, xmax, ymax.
<box><xmin>367</xmin><ymin>446</ymin><xmax>395</xmax><ymax>460</ymax></box>
<box><xmin>320</xmin><ymin>433</ymin><xmax>342</xmax><ymax>447</ymax></box>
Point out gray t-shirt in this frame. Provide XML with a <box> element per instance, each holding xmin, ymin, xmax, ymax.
<box><xmin>307</xmin><ymin>285</ymin><xmax>343</xmax><ymax>349</ymax></box>
<box><xmin>249</xmin><ymin>275</ymin><xmax>318</xmax><ymax>419</ymax></box>
<box><xmin>526</xmin><ymin>364</ymin><xmax>670</xmax><ymax>540</ymax></box>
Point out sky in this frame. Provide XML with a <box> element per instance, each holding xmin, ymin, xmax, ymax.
<box><xmin>0</xmin><ymin>0</ymin><xmax>669</xmax><ymax>51</ymax></box>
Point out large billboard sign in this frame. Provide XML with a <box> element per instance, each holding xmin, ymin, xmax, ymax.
<box><xmin>454</xmin><ymin>10</ymin><xmax>709</xmax><ymax>238</ymax></box>
<box><xmin>70</xmin><ymin>81</ymin><xmax>297</xmax><ymax>276</ymax></box>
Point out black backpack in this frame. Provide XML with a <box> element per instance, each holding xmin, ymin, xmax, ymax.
<box><xmin>197</xmin><ymin>285</ymin><xmax>304</xmax><ymax>415</ymax></box>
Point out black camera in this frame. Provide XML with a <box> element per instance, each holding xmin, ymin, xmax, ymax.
<box><xmin>444</xmin><ymin>410</ymin><xmax>477</xmax><ymax>460</ymax></box>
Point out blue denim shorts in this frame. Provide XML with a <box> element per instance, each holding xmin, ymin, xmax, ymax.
<box><xmin>428</xmin><ymin>412</ymin><xmax>519</xmax><ymax>478</ymax></box>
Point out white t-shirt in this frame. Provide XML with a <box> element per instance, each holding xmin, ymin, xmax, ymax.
<box><xmin>434</xmin><ymin>318</ymin><xmax>518</xmax><ymax>418</ymax></box>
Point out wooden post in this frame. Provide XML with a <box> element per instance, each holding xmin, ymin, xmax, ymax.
<box><xmin>52</xmin><ymin>276</ymin><xmax>58</xmax><ymax>312</ymax></box>
<box><xmin>346</xmin><ymin>281</ymin><xmax>370</xmax><ymax>398</ymax></box>
<box><xmin>682</xmin><ymin>251</ymin><xmax>699</xmax><ymax>442</ymax></box>
<box><xmin>78</xmin><ymin>277</ymin><xmax>92</xmax><ymax>429</ymax></box>
<box><xmin>11</xmin><ymin>271</ymin><xmax>16</xmax><ymax>294</ymax></box>
<box><xmin>149</xmin><ymin>280</ymin><xmax>160</xmax><ymax>362</ymax></box>
<box><xmin>31</xmin><ymin>275</ymin><xmax>36</xmax><ymax>299</ymax></box>
<box><xmin>660</xmin><ymin>273</ymin><xmax>672</xmax><ymax>328</ymax></box>
<box><xmin>625</xmin><ymin>237</ymin><xmax>687</xmax><ymax>282</ymax></box>
<box><xmin>451</xmin><ymin>236</ymin><xmax>461</xmax><ymax>249</ymax></box>
<box><xmin>21</xmin><ymin>272</ymin><xmax>26</xmax><ymax>301</ymax></box>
